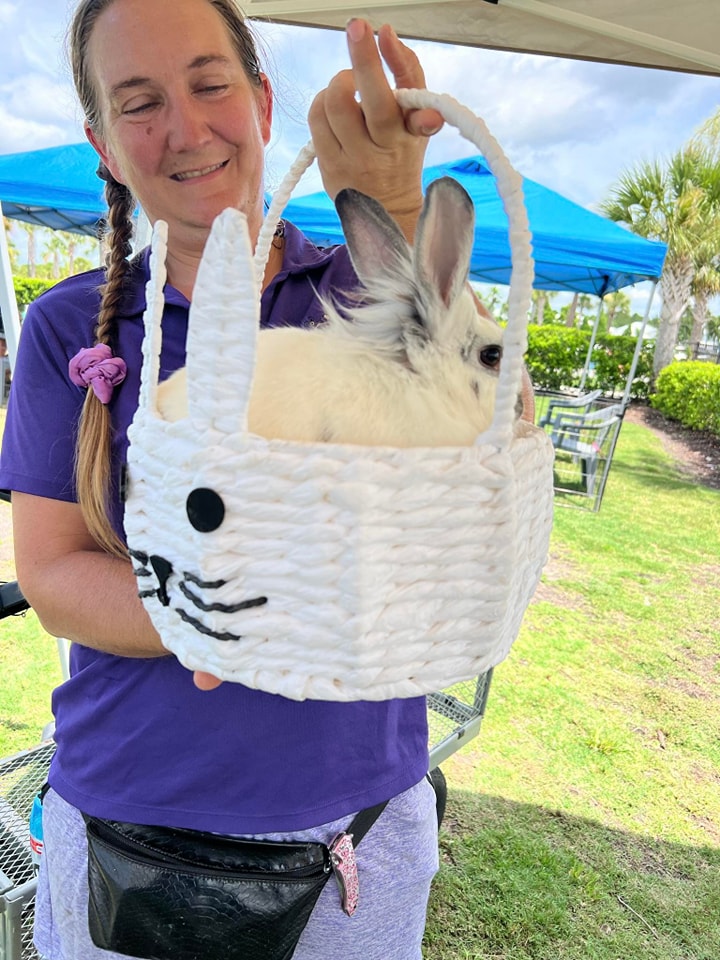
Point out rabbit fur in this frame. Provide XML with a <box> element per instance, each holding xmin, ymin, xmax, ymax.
<box><xmin>157</xmin><ymin>176</ymin><xmax>505</xmax><ymax>447</ymax></box>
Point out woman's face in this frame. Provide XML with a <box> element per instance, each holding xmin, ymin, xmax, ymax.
<box><xmin>85</xmin><ymin>0</ymin><xmax>272</xmax><ymax>246</ymax></box>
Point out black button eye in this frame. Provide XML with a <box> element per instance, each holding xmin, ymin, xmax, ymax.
<box><xmin>186</xmin><ymin>487</ymin><xmax>225</xmax><ymax>532</ymax></box>
<box><xmin>479</xmin><ymin>344</ymin><xmax>502</xmax><ymax>369</ymax></box>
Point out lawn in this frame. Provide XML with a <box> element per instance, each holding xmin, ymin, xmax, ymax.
<box><xmin>425</xmin><ymin>417</ymin><xmax>720</xmax><ymax>959</ymax></box>
<box><xmin>1</xmin><ymin>406</ymin><xmax>718</xmax><ymax>958</ymax></box>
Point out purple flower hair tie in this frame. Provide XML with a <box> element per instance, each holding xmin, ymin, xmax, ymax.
<box><xmin>69</xmin><ymin>344</ymin><xmax>128</xmax><ymax>404</ymax></box>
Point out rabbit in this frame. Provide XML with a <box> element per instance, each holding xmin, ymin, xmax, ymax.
<box><xmin>157</xmin><ymin>175</ymin><xmax>506</xmax><ymax>446</ymax></box>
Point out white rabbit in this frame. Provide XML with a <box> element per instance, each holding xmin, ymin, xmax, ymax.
<box><xmin>157</xmin><ymin>176</ymin><xmax>506</xmax><ymax>446</ymax></box>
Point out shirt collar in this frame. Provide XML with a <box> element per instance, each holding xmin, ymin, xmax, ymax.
<box><xmin>122</xmin><ymin>219</ymin><xmax>339</xmax><ymax>317</ymax></box>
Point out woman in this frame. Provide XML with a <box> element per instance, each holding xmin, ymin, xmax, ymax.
<box><xmin>0</xmin><ymin>1</ymin><xmax>447</xmax><ymax>958</ymax></box>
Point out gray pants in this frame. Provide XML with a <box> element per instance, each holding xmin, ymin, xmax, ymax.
<box><xmin>35</xmin><ymin>779</ymin><xmax>439</xmax><ymax>960</ymax></box>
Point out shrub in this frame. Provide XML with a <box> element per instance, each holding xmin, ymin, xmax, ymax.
<box><xmin>589</xmin><ymin>333</ymin><xmax>654</xmax><ymax>401</ymax></box>
<box><xmin>526</xmin><ymin>325</ymin><xmax>587</xmax><ymax>391</ymax></box>
<box><xmin>651</xmin><ymin>361</ymin><xmax>720</xmax><ymax>436</ymax></box>
<box><xmin>525</xmin><ymin>324</ymin><xmax>653</xmax><ymax>400</ymax></box>
<box><xmin>13</xmin><ymin>276</ymin><xmax>56</xmax><ymax>310</ymax></box>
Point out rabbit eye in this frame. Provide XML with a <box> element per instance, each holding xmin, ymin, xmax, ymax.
<box><xmin>479</xmin><ymin>344</ymin><xmax>502</xmax><ymax>369</ymax></box>
<box><xmin>186</xmin><ymin>487</ymin><xmax>225</xmax><ymax>533</ymax></box>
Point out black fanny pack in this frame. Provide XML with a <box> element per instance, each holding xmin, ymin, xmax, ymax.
<box><xmin>84</xmin><ymin>802</ymin><xmax>387</xmax><ymax>960</ymax></box>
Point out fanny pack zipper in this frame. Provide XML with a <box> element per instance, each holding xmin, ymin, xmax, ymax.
<box><xmin>86</xmin><ymin>818</ymin><xmax>331</xmax><ymax>879</ymax></box>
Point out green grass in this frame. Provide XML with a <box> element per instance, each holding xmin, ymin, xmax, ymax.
<box><xmin>0</xmin><ymin>406</ymin><xmax>65</xmax><ymax>754</ymax></box>
<box><xmin>1</xmin><ymin>407</ymin><xmax>719</xmax><ymax>956</ymax></box>
<box><xmin>0</xmin><ymin>609</ymin><xmax>62</xmax><ymax>756</ymax></box>
<box><xmin>423</xmin><ymin>418</ymin><xmax>720</xmax><ymax>958</ymax></box>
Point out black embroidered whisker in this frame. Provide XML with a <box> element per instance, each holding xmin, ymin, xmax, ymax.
<box><xmin>183</xmin><ymin>571</ymin><xmax>227</xmax><ymax>589</ymax></box>
<box><xmin>176</xmin><ymin>608</ymin><xmax>242</xmax><ymax>642</ymax></box>
<box><xmin>179</xmin><ymin>581</ymin><xmax>267</xmax><ymax>614</ymax></box>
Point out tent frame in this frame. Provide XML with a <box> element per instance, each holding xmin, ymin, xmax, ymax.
<box><xmin>244</xmin><ymin>0</ymin><xmax>720</xmax><ymax>75</ymax></box>
<box><xmin>0</xmin><ymin>203</ymin><xmax>21</xmax><ymax>368</ymax></box>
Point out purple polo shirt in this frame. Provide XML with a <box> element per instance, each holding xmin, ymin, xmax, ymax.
<box><xmin>0</xmin><ymin>221</ymin><xmax>429</xmax><ymax>833</ymax></box>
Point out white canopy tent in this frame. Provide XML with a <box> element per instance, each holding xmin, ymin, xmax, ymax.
<box><xmin>244</xmin><ymin>0</ymin><xmax>720</xmax><ymax>76</ymax></box>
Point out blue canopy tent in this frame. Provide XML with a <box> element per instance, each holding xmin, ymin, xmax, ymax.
<box><xmin>0</xmin><ymin>142</ymin><xmax>145</xmax><ymax>365</ymax></box>
<box><xmin>282</xmin><ymin>156</ymin><xmax>667</xmax><ymax>296</ymax></box>
<box><xmin>0</xmin><ymin>141</ymin><xmax>107</xmax><ymax>237</ymax></box>
<box><xmin>0</xmin><ymin>145</ymin><xmax>667</xmax><ymax>374</ymax></box>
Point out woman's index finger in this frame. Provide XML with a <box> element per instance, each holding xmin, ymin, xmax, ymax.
<box><xmin>346</xmin><ymin>19</ymin><xmax>401</xmax><ymax>140</ymax></box>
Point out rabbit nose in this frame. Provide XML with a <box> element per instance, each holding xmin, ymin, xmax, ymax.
<box><xmin>149</xmin><ymin>555</ymin><xmax>173</xmax><ymax>607</ymax></box>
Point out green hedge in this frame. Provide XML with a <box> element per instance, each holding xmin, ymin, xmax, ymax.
<box><xmin>13</xmin><ymin>276</ymin><xmax>56</xmax><ymax>310</ymax></box>
<box><xmin>525</xmin><ymin>324</ymin><xmax>654</xmax><ymax>400</ymax></box>
<box><xmin>651</xmin><ymin>361</ymin><xmax>720</xmax><ymax>436</ymax></box>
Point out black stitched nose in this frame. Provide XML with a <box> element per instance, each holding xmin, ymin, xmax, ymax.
<box><xmin>149</xmin><ymin>555</ymin><xmax>173</xmax><ymax>607</ymax></box>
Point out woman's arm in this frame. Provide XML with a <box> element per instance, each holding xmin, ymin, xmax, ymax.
<box><xmin>13</xmin><ymin>492</ymin><xmax>166</xmax><ymax>657</ymax></box>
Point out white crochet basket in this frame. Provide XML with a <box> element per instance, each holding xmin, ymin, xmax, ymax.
<box><xmin>124</xmin><ymin>89</ymin><xmax>555</xmax><ymax>701</ymax></box>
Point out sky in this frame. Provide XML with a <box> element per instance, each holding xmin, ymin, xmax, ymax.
<box><xmin>1</xmin><ymin>0</ymin><xmax>719</xmax><ymax>310</ymax></box>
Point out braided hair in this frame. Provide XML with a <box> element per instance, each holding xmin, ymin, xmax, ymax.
<box><xmin>75</xmin><ymin>165</ymin><xmax>135</xmax><ymax>556</ymax></box>
<box><xmin>68</xmin><ymin>0</ymin><xmax>263</xmax><ymax>555</ymax></box>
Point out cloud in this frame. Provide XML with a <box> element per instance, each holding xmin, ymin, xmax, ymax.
<box><xmin>0</xmin><ymin>103</ymin><xmax>69</xmax><ymax>153</ymax></box>
<box><xmin>1</xmin><ymin>73</ymin><xmax>78</xmax><ymax>128</ymax></box>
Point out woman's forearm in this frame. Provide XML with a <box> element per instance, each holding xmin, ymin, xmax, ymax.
<box><xmin>22</xmin><ymin>548</ymin><xmax>167</xmax><ymax>657</ymax></box>
<box><xmin>12</xmin><ymin>492</ymin><xmax>167</xmax><ymax>658</ymax></box>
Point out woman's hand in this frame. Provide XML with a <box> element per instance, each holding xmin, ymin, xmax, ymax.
<box><xmin>193</xmin><ymin>670</ymin><xmax>223</xmax><ymax>691</ymax></box>
<box><xmin>309</xmin><ymin>19</ymin><xmax>443</xmax><ymax>241</ymax></box>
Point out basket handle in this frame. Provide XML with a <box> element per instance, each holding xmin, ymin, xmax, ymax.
<box><xmin>255</xmin><ymin>88</ymin><xmax>534</xmax><ymax>448</ymax></box>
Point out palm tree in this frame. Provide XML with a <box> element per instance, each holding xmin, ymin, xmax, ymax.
<box><xmin>601</xmin><ymin>146</ymin><xmax>720</xmax><ymax>378</ymax></box>
<box><xmin>43</xmin><ymin>233</ymin><xmax>67</xmax><ymax>279</ymax></box>
<box><xmin>690</xmin><ymin>107</ymin><xmax>720</xmax><ymax>164</ymax></box>
<box><xmin>2</xmin><ymin>217</ymin><xmax>19</xmax><ymax>271</ymax></box>
<box><xmin>688</xmin><ymin>243</ymin><xmax>720</xmax><ymax>351</ymax></box>
<box><xmin>479</xmin><ymin>285</ymin><xmax>508</xmax><ymax>320</ymax></box>
<box><xmin>602</xmin><ymin>290</ymin><xmax>632</xmax><ymax>330</ymax></box>
<box><xmin>530</xmin><ymin>289</ymin><xmax>558</xmax><ymax>325</ymax></box>
<box><xmin>564</xmin><ymin>292</ymin><xmax>579</xmax><ymax>327</ymax></box>
<box><xmin>17</xmin><ymin>221</ymin><xmax>40</xmax><ymax>277</ymax></box>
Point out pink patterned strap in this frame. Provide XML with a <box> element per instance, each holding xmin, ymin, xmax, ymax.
<box><xmin>329</xmin><ymin>832</ymin><xmax>360</xmax><ymax>916</ymax></box>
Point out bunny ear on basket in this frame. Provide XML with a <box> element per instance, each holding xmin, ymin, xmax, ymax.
<box><xmin>124</xmin><ymin>89</ymin><xmax>555</xmax><ymax>703</ymax></box>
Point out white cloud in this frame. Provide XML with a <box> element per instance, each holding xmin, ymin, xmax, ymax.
<box><xmin>1</xmin><ymin>73</ymin><xmax>78</xmax><ymax>128</ymax></box>
<box><xmin>0</xmin><ymin>2</ymin><xmax>16</xmax><ymax>25</ymax></box>
<box><xmin>0</xmin><ymin>103</ymin><xmax>69</xmax><ymax>153</ymax></box>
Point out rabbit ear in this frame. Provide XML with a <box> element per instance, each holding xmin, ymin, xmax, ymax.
<box><xmin>413</xmin><ymin>177</ymin><xmax>474</xmax><ymax>314</ymax></box>
<box><xmin>335</xmin><ymin>188</ymin><xmax>411</xmax><ymax>285</ymax></box>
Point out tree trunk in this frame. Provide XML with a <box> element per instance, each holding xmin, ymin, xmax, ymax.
<box><xmin>534</xmin><ymin>293</ymin><xmax>546</xmax><ymax>325</ymax></box>
<box><xmin>690</xmin><ymin>291</ymin><xmax>709</xmax><ymax>353</ymax></box>
<box><xmin>653</xmin><ymin>256</ymin><xmax>694</xmax><ymax>377</ymax></box>
<box><xmin>27</xmin><ymin>229</ymin><xmax>36</xmax><ymax>278</ymax></box>
<box><xmin>565</xmin><ymin>292</ymin><xmax>578</xmax><ymax>327</ymax></box>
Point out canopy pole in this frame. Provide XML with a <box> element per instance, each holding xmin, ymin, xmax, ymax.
<box><xmin>621</xmin><ymin>281</ymin><xmax>657</xmax><ymax>410</ymax></box>
<box><xmin>0</xmin><ymin>201</ymin><xmax>22</xmax><ymax>370</ymax></box>
<box><xmin>578</xmin><ymin>297</ymin><xmax>603</xmax><ymax>393</ymax></box>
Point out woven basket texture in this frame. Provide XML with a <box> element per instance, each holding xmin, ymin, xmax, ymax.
<box><xmin>124</xmin><ymin>90</ymin><xmax>555</xmax><ymax>701</ymax></box>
